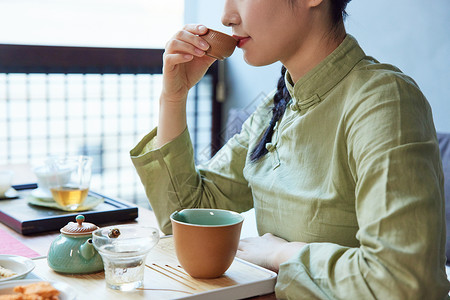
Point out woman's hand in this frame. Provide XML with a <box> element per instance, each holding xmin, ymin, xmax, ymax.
<box><xmin>237</xmin><ymin>233</ymin><xmax>306</xmax><ymax>273</ymax></box>
<box><xmin>161</xmin><ymin>24</ymin><xmax>216</xmax><ymax>104</ymax></box>
<box><xmin>156</xmin><ymin>24</ymin><xmax>216</xmax><ymax>147</ymax></box>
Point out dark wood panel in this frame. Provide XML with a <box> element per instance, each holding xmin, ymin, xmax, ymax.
<box><xmin>0</xmin><ymin>44</ymin><xmax>164</xmax><ymax>74</ymax></box>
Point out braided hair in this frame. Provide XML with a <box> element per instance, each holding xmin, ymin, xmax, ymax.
<box><xmin>249</xmin><ymin>66</ymin><xmax>290</xmax><ymax>161</ymax></box>
<box><xmin>250</xmin><ymin>0</ymin><xmax>351</xmax><ymax>162</ymax></box>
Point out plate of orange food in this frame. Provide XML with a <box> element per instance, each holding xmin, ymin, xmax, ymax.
<box><xmin>0</xmin><ymin>279</ymin><xmax>77</xmax><ymax>300</ymax></box>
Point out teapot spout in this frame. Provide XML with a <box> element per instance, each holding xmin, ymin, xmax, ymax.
<box><xmin>80</xmin><ymin>238</ymin><xmax>96</xmax><ymax>260</ymax></box>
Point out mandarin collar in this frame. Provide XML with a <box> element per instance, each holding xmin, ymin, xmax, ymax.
<box><xmin>285</xmin><ymin>34</ymin><xmax>366</xmax><ymax>112</ymax></box>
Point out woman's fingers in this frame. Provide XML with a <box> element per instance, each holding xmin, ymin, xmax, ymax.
<box><xmin>182</xmin><ymin>23</ymin><xmax>208</xmax><ymax>35</ymax></box>
<box><xmin>165</xmin><ymin>25</ymin><xmax>210</xmax><ymax>57</ymax></box>
<box><xmin>165</xmin><ymin>38</ymin><xmax>206</xmax><ymax>58</ymax></box>
<box><xmin>162</xmin><ymin>53</ymin><xmax>193</xmax><ymax>72</ymax></box>
<box><xmin>160</xmin><ymin>24</ymin><xmax>215</xmax><ymax>100</ymax></box>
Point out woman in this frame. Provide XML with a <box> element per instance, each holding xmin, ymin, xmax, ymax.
<box><xmin>131</xmin><ymin>0</ymin><xmax>449</xmax><ymax>298</ymax></box>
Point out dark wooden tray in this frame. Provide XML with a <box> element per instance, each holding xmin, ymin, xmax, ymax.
<box><xmin>0</xmin><ymin>183</ymin><xmax>138</xmax><ymax>235</ymax></box>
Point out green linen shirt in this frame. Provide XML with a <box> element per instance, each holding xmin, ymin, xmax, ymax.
<box><xmin>130</xmin><ymin>35</ymin><xmax>449</xmax><ymax>299</ymax></box>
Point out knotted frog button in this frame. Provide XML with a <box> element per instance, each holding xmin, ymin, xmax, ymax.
<box><xmin>273</xmin><ymin>121</ymin><xmax>279</xmax><ymax>131</ymax></box>
<box><xmin>265</xmin><ymin>142</ymin><xmax>276</xmax><ymax>152</ymax></box>
<box><xmin>289</xmin><ymin>102</ymin><xmax>299</xmax><ymax>111</ymax></box>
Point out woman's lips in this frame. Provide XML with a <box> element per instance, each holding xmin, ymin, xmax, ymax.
<box><xmin>233</xmin><ymin>35</ymin><xmax>250</xmax><ymax>48</ymax></box>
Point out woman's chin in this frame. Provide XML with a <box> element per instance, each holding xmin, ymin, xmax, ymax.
<box><xmin>243</xmin><ymin>52</ymin><xmax>277</xmax><ymax>67</ymax></box>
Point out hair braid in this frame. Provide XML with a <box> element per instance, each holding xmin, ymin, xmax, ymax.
<box><xmin>250</xmin><ymin>66</ymin><xmax>290</xmax><ymax>162</ymax></box>
<box><xmin>250</xmin><ymin>0</ymin><xmax>351</xmax><ymax>162</ymax></box>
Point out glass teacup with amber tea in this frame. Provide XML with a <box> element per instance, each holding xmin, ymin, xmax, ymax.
<box><xmin>46</xmin><ymin>155</ymin><xmax>93</xmax><ymax>210</ymax></box>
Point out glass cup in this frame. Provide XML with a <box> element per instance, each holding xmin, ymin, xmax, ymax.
<box><xmin>92</xmin><ymin>225</ymin><xmax>160</xmax><ymax>291</ymax></box>
<box><xmin>45</xmin><ymin>155</ymin><xmax>93</xmax><ymax>210</ymax></box>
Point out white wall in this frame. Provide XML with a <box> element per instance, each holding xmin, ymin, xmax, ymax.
<box><xmin>186</xmin><ymin>0</ymin><xmax>450</xmax><ymax>132</ymax></box>
<box><xmin>346</xmin><ymin>0</ymin><xmax>450</xmax><ymax>132</ymax></box>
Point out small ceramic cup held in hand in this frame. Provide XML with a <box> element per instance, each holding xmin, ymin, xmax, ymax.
<box><xmin>170</xmin><ymin>208</ymin><xmax>244</xmax><ymax>279</ymax></box>
<box><xmin>200</xmin><ymin>28</ymin><xmax>237</xmax><ymax>60</ymax></box>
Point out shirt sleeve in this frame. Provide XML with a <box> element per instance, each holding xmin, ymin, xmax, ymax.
<box><xmin>275</xmin><ymin>72</ymin><xmax>449</xmax><ymax>299</ymax></box>
<box><xmin>130</xmin><ymin>115</ymin><xmax>256</xmax><ymax>235</ymax></box>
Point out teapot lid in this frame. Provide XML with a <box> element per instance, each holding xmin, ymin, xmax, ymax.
<box><xmin>61</xmin><ymin>215</ymin><xmax>98</xmax><ymax>236</ymax></box>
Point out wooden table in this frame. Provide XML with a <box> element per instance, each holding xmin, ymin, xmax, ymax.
<box><xmin>0</xmin><ymin>165</ymin><xmax>277</xmax><ymax>299</ymax></box>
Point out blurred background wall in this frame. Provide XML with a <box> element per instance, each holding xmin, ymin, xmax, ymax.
<box><xmin>185</xmin><ymin>0</ymin><xmax>450</xmax><ymax>133</ymax></box>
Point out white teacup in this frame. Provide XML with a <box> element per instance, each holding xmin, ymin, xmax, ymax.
<box><xmin>0</xmin><ymin>170</ymin><xmax>13</xmax><ymax>197</ymax></box>
<box><xmin>33</xmin><ymin>165</ymin><xmax>72</xmax><ymax>200</ymax></box>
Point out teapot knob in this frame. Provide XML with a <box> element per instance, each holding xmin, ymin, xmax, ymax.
<box><xmin>76</xmin><ymin>215</ymin><xmax>85</xmax><ymax>226</ymax></box>
<box><xmin>60</xmin><ymin>215</ymin><xmax>98</xmax><ymax>235</ymax></box>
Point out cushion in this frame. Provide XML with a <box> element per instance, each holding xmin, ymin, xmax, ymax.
<box><xmin>437</xmin><ymin>132</ymin><xmax>450</xmax><ymax>262</ymax></box>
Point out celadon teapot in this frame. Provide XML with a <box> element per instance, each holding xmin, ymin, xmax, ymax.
<box><xmin>48</xmin><ymin>215</ymin><xmax>103</xmax><ymax>274</ymax></box>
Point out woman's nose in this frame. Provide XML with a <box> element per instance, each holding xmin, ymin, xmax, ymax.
<box><xmin>221</xmin><ymin>0</ymin><xmax>240</xmax><ymax>27</ymax></box>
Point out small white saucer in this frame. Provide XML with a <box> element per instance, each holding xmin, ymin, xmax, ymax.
<box><xmin>0</xmin><ymin>188</ymin><xmax>18</xmax><ymax>200</ymax></box>
<box><xmin>30</xmin><ymin>188</ymin><xmax>54</xmax><ymax>202</ymax></box>
<box><xmin>27</xmin><ymin>195</ymin><xmax>104</xmax><ymax>212</ymax></box>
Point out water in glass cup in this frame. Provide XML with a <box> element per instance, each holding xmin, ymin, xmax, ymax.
<box><xmin>99</xmin><ymin>243</ymin><xmax>148</xmax><ymax>290</ymax></box>
<box><xmin>92</xmin><ymin>225</ymin><xmax>160</xmax><ymax>291</ymax></box>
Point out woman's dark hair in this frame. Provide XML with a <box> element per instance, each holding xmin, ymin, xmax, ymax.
<box><xmin>250</xmin><ymin>0</ymin><xmax>351</xmax><ymax>162</ymax></box>
<box><xmin>330</xmin><ymin>0</ymin><xmax>351</xmax><ymax>24</ymax></box>
<box><xmin>249</xmin><ymin>66</ymin><xmax>289</xmax><ymax>161</ymax></box>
